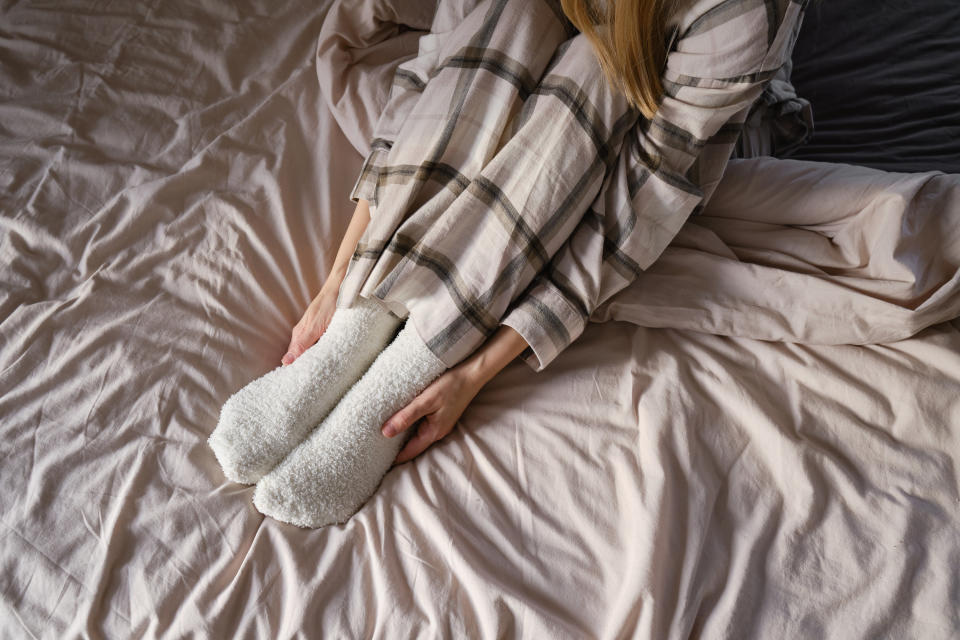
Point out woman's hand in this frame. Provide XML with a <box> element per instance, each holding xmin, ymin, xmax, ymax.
<box><xmin>381</xmin><ymin>325</ymin><xmax>531</xmax><ymax>464</ymax></box>
<box><xmin>381</xmin><ymin>365</ymin><xmax>485</xmax><ymax>464</ymax></box>
<box><xmin>283</xmin><ymin>197</ymin><xmax>371</xmax><ymax>366</ymax></box>
<box><xmin>281</xmin><ymin>282</ymin><xmax>340</xmax><ymax>366</ymax></box>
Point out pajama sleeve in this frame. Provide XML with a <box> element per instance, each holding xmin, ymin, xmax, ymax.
<box><xmin>500</xmin><ymin>0</ymin><xmax>809</xmax><ymax>372</ymax></box>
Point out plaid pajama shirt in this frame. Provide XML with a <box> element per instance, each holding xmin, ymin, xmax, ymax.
<box><xmin>335</xmin><ymin>0</ymin><xmax>808</xmax><ymax>371</ymax></box>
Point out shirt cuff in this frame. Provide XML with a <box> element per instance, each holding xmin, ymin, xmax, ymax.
<box><xmin>349</xmin><ymin>140</ymin><xmax>392</xmax><ymax>206</ymax></box>
<box><xmin>499</xmin><ymin>276</ymin><xmax>588</xmax><ymax>373</ymax></box>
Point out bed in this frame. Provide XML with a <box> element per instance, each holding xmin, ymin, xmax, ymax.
<box><xmin>2</xmin><ymin>0</ymin><xmax>958</xmax><ymax>637</ymax></box>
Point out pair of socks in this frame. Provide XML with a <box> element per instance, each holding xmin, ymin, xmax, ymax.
<box><xmin>207</xmin><ymin>297</ymin><xmax>448</xmax><ymax>528</ymax></box>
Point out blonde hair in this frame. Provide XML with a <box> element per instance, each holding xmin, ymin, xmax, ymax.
<box><xmin>560</xmin><ymin>0</ymin><xmax>671</xmax><ymax>120</ymax></box>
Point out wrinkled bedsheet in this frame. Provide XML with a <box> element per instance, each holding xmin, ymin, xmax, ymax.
<box><xmin>1</xmin><ymin>1</ymin><xmax>958</xmax><ymax>638</ymax></box>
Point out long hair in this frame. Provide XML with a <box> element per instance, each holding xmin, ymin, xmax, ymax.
<box><xmin>560</xmin><ymin>0</ymin><xmax>671</xmax><ymax>120</ymax></box>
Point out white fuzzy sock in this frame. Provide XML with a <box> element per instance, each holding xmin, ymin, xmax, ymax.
<box><xmin>208</xmin><ymin>297</ymin><xmax>402</xmax><ymax>484</ymax></box>
<box><xmin>252</xmin><ymin>319</ymin><xmax>448</xmax><ymax>528</ymax></box>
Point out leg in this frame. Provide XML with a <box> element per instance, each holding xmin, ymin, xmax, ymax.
<box><xmin>253</xmin><ymin>318</ymin><xmax>446</xmax><ymax>528</ymax></box>
<box><xmin>340</xmin><ymin>24</ymin><xmax>638</xmax><ymax>372</ymax></box>
<box><xmin>207</xmin><ymin>297</ymin><xmax>401</xmax><ymax>484</ymax></box>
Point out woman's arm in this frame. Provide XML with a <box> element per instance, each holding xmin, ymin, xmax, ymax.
<box><xmin>282</xmin><ymin>198</ymin><xmax>371</xmax><ymax>365</ymax></box>
<box><xmin>382</xmin><ymin>325</ymin><xmax>530</xmax><ymax>464</ymax></box>
<box><xmin>458</xmin><ymin>325</ymin><xmax>530</xmax><ymax>388</ymax></box>
<box><xmin>327</xmin><ymin>197</ymin><xmax>371</xmax><ymax>287</ymax></box>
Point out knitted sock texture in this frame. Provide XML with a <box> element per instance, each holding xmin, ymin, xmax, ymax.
<box><xmin>207</xmin><ymin>297</ymin><xmax>401</xmax><ymax>484</ymax></box>
<box><xmin>252</xmin><ymin>319</ymin><xmax>448</xmax><ymax>528</ymax></box>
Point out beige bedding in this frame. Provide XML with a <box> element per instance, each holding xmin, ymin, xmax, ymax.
<box><xmin>1</xmin><ymin>0</ymin><xmax>958</xmax><ymax>638</ymax></box>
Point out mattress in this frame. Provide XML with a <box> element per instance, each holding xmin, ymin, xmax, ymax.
<box><xmin>2</xmin><ymin>0</ymin><xmax>958</xmax><ymax>637</ymax></box>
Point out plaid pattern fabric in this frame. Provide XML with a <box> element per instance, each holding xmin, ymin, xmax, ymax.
<box><xmin>336</xmin><ymin>0</ymin><xmax>808</xmax><ymax>371</ymax></box>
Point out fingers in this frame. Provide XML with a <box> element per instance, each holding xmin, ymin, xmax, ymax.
<box><xmin>282</xmin><ymin>338</ymin><xmax>308</xmax><ymax>366</ymax></box>
<box><xmin>281</xmin><ymin>289</ymin><xmax>340</xmax><ymax>366</ymax></box>
<box><xmin>282</xmin><ymin>323</ymin><xmax>322</xmax><ymax>366</ymax></box>
<box><xmin>394</xmin><ymin>422</ymin><xmax>439</xmax><ymax>464</ymax></box>
<box><xmin>382</xmin><ymin>393</ymin><xmax>431</xmax><ymax>438</ymax></box>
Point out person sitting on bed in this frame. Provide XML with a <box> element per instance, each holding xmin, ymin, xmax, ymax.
<box><xmin>208</xmin><ymin>0</ymin><xmax>809</xmax><ymax>528</ymax></box>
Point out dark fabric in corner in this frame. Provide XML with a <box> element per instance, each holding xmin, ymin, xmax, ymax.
<box><xmin>785</xmin><ymin>0</ymin><xmax>960</xmax><ymax>173</ymax></box>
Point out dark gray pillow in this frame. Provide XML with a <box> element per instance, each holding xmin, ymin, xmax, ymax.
<box><xmin>784</xmin><ymin>0</ymin><xmax>960</xmax><ymax>174</ymax></box>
